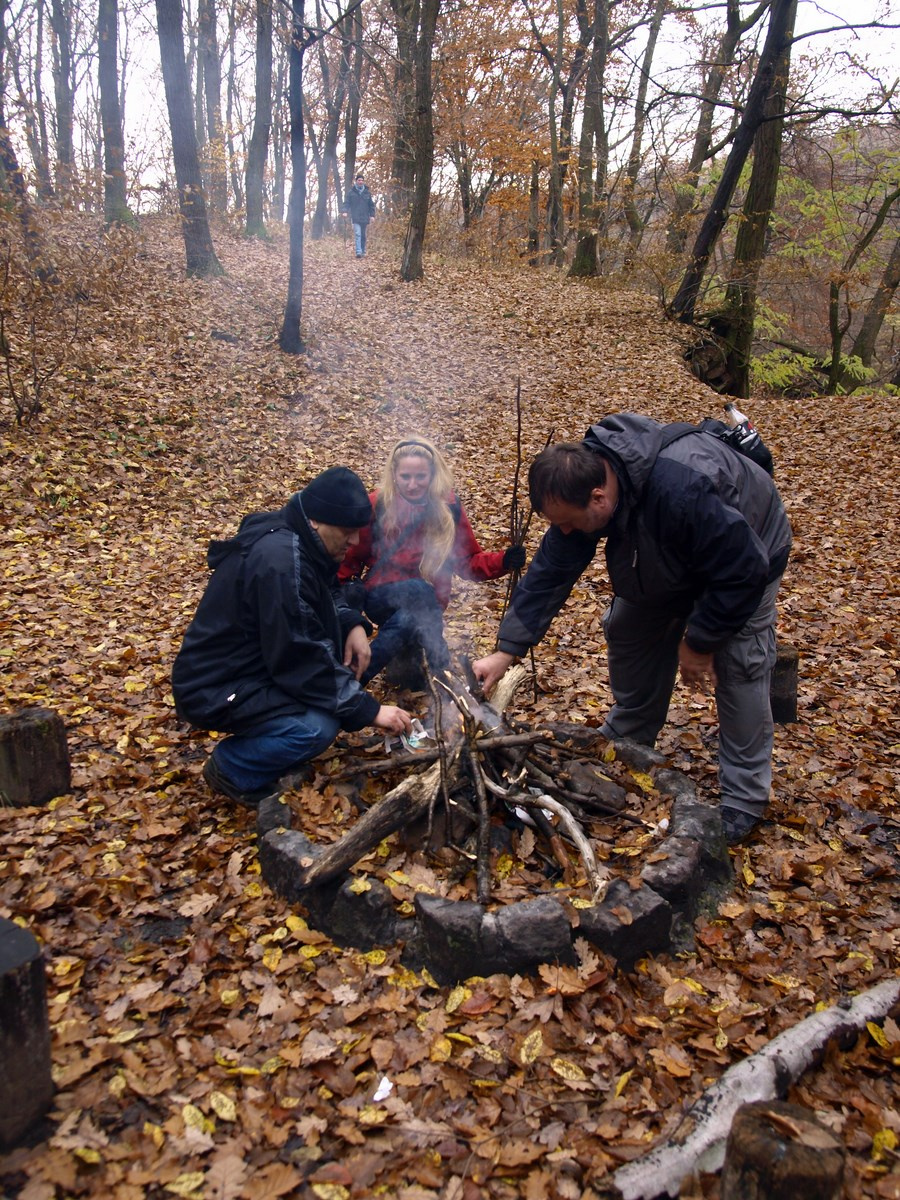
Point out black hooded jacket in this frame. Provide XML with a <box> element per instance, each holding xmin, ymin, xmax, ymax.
<box><xmin>498</xmin><ymin>413</ymin><xmax>792</xmax><ymax>658</ymax></box>
<box><xmin>172</xmin><ymin>494</ymin><xmax>380</xmax><ymax>734</ymax></box>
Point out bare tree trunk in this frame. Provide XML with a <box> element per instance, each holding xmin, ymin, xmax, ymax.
<box><xmin>389</xmin><ymin>0</ymin><xmax>417</xmax><ymax>217</ymax></box>
<box><xmin>665</xmin><ymin>0</ymin><xmax>768</xmax><ymax>254</ymax></box>
<box><xmin>848</xmin><ymin>227</ymin><xmax>900</xmax><ymax>375</ymax></box>
<box><xmin>279</xmin><ymin>0</ymin><xmax>308</xmax><ymax>353</ymax></box>
<box><xmin>98</xmin><ymin>0</ymin><xmax>134</xmax><ymax>226</ymax></box>
<box><xmin>399</xmin><ymin>0</ymin><xmax>440</xmax><ymax>282</ymax></box>
<box><xmin>49</xmin><ymin>0</ymin><xmax>75</xmax><ymax>197</ymax></box>
<box><xmin>245</xmin><ymin>0</ymin><xmax>273</xmax><ymax>237</ymax></box>
<box><xmin>622</xmin><ymin>0</ymin><xmax>665</xmax><ymax>247</ymax></box>
<box><xmin>527</xmin><ymin>159</ymin><xmax>541</xmax><ymax>265</ymax></box>
<box><xmin>310</xmin><ymin>0</ymin><xmax>352</xmax><ymax>240</ymax></box>
<box><xmin>155</xmin><ymin>0</ymin><xmax>223</xmax><ymax>277</ymax></box>
<box><xmin>569</xmin><ymin>0</ymin><xmax>608</xmax><ymax>277</ymax></box>
<box><xmin>225</xmin><ymin>0</ymin><xmax>244</xmax><ymax>212</ymax></box>
<box><xmin>198</xmin><ymin>0</ymin><xmax>228</xmax><ymax>212</ymax></box>
<box><xmin>342</xmin><ymin>4</ymin><xmax>363</xmax><ymax>196</ymax></box>
<box><xmin>669</xmin><ymin>0</ymin><xmax>797</xmax><ymax>325</ymax></box>
<box><xmin>717</xmin><ymin>0</ymin><xmax>796</xmax><ymax>397</ymax></box>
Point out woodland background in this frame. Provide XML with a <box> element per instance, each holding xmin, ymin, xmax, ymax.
<box><xmin>1</xmin><ymin>0</ymin><xmax>899</xmax><ymax>1196</ymax></box>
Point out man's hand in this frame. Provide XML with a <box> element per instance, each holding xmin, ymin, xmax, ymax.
<box><xmin>344</xmin><ymin>624</ymin><xmax>371</xmax><ymax>680</ymax></box>
<box><xmin>472</xmin><ymin>650</ymin><xmax>515</xmax><ymax>696</ymax></box>
<box><xmin>678</xmin><ymin>641</ymin><xmax>717</xmax><ymax>690</ymax></box>
<box><xmin>374</xmin><ymin>705</ymin><xmax>412</xmax><ymax>734</ymax></box>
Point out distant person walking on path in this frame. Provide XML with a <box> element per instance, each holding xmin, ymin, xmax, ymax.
<box><xmin>473</xmin><ymin>413</ymin><xmax>791</xmax><ymax>844</ymax></box>
<box><xmin>339</xmin><ymin>436</ymin><xmax>525</xmax><ymax>688</ymax></box>
<box><xmin>342</xmin><ymin>174</ymin><xmax>376</xmax><ymax>258</ymax></box>
<box><xmin>172</xmin><ymin>467</ymin><xmax>411</xmax><ymax>807</ymax></box>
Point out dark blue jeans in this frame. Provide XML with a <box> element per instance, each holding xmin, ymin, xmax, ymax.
<box><xmin>213</xmin><ymin>709</ymin><xmax>340</xmax><ymax>792</ymax></box>
<box><xmin>361</xmin><ymin>579</ymin><xmax>449</xmax><ymax>685</ymax></box>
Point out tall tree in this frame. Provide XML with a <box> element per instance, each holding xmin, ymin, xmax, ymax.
<box><xmin>49</xmin><ymin>0</ymin><xmax>75</xmax><ymax>195</ymax></box>
<box><xmin>716</xmin><ymin>0</ymin><xmax>797</xmax><ymax>396</ymax></box>
<box><xmin>669</xmin><ymin>0</ymin><xmax>797</xmax><ymax>325</ymax></box>
<box><xmin>155</xmin><ymin>0</ymin><xmax>223</xmax><ymax>277</ymax></box>
<box><xmin>310</xmin><ymin>0</ymin><xmax>352</xmax><ymax>240</ymax></box>
<box><xmin>279</xmin><ymin>0</ymin><xmax>310</xmax><ymax>351</ymax></box>
<box><xmin>341</xmin><ymin>3</ymin><xmax>363</xmax><ymax>194</ymax></box>
<box><xmin>569</xmin><ymin>0</ymin><xmax>608</xmax><ymax>277</ymax></box>
<box><xmin>399</xmin><ymin>0</ymin><xmax>440</xmax><ymax>281</ymax></box>
<box><xmin>245</xmin><ymin>0</ymin><xmax>273</xmax><ymax>236</ymax></box>
<box><xmin>98</xmin><ymin>0</ymin><xmax>133</xmax><ymax>225</ymax></box>
<box><xmin>198</xmin><ymin>0</ymin><xmax>228</xmax><ymax>211</ymax></box>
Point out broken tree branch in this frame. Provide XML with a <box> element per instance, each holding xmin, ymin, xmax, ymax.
<box><xmin>612</xmin><ymin>975</ymin><xmax>900</xmax><ymax>1200</ymax></box>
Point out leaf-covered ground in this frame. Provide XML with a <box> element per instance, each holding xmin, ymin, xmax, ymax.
<box><xmin>1</xmin><ymin>220</ymin><xmax>898</xmax><ymax>1200</ymax></box>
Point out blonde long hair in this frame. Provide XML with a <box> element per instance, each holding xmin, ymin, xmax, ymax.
<box><xmin>379</xmin><ymin>436</ymin><xmax>457</xmax><ymax>581</ymax></box>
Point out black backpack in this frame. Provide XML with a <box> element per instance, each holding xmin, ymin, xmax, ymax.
<box><xmin>660</xmin><ymin>418</ymin><xmax>775</xmax><ymax>476</ymax></box>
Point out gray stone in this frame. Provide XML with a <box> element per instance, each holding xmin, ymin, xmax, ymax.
<box><xmin>306</xmin><ymin>877</ymin><xmax>402</xmax><ymax>949</ymax></box>
<box><xmin>0</xmin><ymin>919</ymin><xmax>54</xmax><ymax>1148</ymax></box>
<box><xmin>0</xmin><ymin>707</ymin><xmax>70</xmax><ymax>808</ymax></box>
<box><xmin>481</xmin><ymin>895</ymin><xmax>576</xmax><ymax>975</ymax></box>
<box><xmin>576</xmin><ymin>879</ymin><xmax>672</xmax><ymax>970</ymax></box>
<box><xmin>655</xmin><ymin>769</ymin><xmax>697</xmax><ymax>800</ymax></box>
<box><xmin>606</xmin><ymin>738</ymin><xmax>667</xmax><ymax>771</ymax></box>
<box><xmin>640</xmin><ymin>836</ymin><xmax>703</xmax><ymax>912</ymax></box>
<box><xmin>413</xmin><ymin>894</ymin><xmax>486</xmax><ymax>985</ymax></box>
<box><xmin>670</xmin><ymin>797</ymin><xmax>732</xmax><ymax>882</ymax></box>
<box><xmin>257</xmin><ymin>795</ymin><xmax>293</xmax><ymax>838</ymax></box>
<box><xmin>258</xmin><ymin>828</ymin><xmax>321</xmax><ymax>903</ymax></box>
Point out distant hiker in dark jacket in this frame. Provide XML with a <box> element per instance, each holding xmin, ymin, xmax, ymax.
<box><xmin>172</xmin><ymin>467</ymin><xmax>412</xmax><ymax>807</ymax></box>
<box><xmin>339</xmin><ymin>436</ymin><xmax>525</xmax><ymax>688</ymax></box>
<box><xmin>342</xmin><ymin>174</ymin><xmax>376</xmax><ymax>258</ymax></box>
<box><xmin>474</xmin><ymin>413</ymin><xmax>792</xmax><ymax>844</ymax></box>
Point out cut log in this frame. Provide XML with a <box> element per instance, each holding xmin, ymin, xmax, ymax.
<box><xmin>770</xmin><ymin>643</ymin><xmax>798</xmax><ymax>724</ymax></box>
<box><xmin>612</xmin><ymin>975</ymin><xmax>900</xmax><ymax>1200</ymax></box>
<box><xmin>0</xmin><ymin>918</ymin><xmax>54</xmax><ymax>1148</ymax></box>
<box><xmin>720</xmin><ymin>1100</ymin><xmax>844</xmax><ymax>1200</ymax></box>
<box><xmin>294</xmin><ymin>751</ymin><xmax>462</xmax><ymax>890</ymax></box>
<box><xmin>0</xmin><ymin>707</ymin><xmax>70</xmax><ymax>808</ymax></box>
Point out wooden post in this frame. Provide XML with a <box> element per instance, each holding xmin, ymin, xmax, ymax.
<box><xmin>0</xmin><ymin>918</ymin><xmax>54</xmax><ymax>1148</ymax></box>
<box><xmin>0</xmin><ymin>707</ymin><xmax>70</xmax><ymax>807</ymax></box>
<box><xmin>721</xmin><ymin>1100</ymin><xmax>844</xmax><ymax>1199</ymax></box>
<box><xmin>770</xmin><ymin>643</ymin><xmax>798</xmax><ymax>724</ymax></box>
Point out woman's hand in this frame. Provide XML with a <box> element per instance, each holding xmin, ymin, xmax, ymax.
<box><xmin>344</xmin><ymin>624</ymin><xmax>372</xmax><ymax>680</ymax></box>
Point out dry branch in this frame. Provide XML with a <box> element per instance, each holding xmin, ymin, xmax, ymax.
<box><xmin>612</xmin><ymin>976</ymin><xmax>900</xmax><ymax>1200</ymax></box>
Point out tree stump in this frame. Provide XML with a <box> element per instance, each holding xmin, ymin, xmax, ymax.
<box><xmin>0</xmin><ymin>918</ymin><xmax>54</xmax><ymax>1148</ymax></box>
<box><xmin>770</xmin><ymin>644</ymin><xmax>798</xmax><ymax>724</ymax></box>
<box><xmin>720</xmin><ymin>1099</ymin><xmax>844</xmax><ymax>1200</ymax></box>
<box><xmin>0</xmin><ymin>707</ymin><xmax>70</xmax><ymax>807</ymax></box>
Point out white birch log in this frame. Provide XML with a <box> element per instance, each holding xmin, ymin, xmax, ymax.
<box><xmin>612</xmin><ymin>975</ymin><xmax>900</xmax><ymax>1200</ymax></box>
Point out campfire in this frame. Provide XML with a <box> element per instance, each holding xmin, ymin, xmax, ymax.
<box><xmin>293</xmin><ymin>660</ymin><xmax>643</xmax><ymax>906</ymax></box>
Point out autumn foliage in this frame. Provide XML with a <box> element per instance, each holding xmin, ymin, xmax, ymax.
<box><xmin>0</xmin><ymin>218</ymin><xmax>898</xmax><ymax>1199</ymax></box>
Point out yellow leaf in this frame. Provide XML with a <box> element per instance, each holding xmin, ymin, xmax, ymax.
<box><xmin>629</xmin><ymin>770</ymin><xmax>655</xmax><ymax>793</ymax></box>
<box><xmin>430</xmin><ymin>1036</ymin><xmax>453</xmax><ymax>1062</ymax></box>
<box><xmin>683</xmin><ymin>977</ymin><xmax>707</xmax><ymax>995</ymax></box>
<box><xmin>300</xmin><ymin>945</ymin><xmax>324</xmax><ymax>959</ymax></box>
<box><xmin>165</xmin><ymin>1174</ymin><xmax>205</xmax><ymax>1198</ymax></box>
<box><xmin>446</xmin><ymin>985</ymin><xmax>471</xmax><ymax>1014</ymax></box>
<box><xmin>244</xmin><ymin>881</ymin><xmax>262</xmax><ymax>898</ymax></box>
<box><xmin>866</xmin><ymin>1021</ymin><xmax>889</xmax><ymax>1048</ymax></box>
<box><xmin>311</xmin><ymin>1186</ymin><xmax>349</xmax><ymax>1200</ymax></box>
<box><xmin>74</xmin><ymin>1147</ymin><xmax>102</xmax><ymax>1164</ymax></box>
<box><xmin>261</xmin><ymin>1056</ymin><xmax>285</xmax><ymax>1075</ymax></box>
<box><xmin>615</xmin><ymin>1070</ymin><xmax>632</xmax><ymax>1097</ymax></box>
<box><xmin>220</xmin><ymin>989</ymin><xmax>241</xmax><ymax>1006</ymax></box>
<box><xmin>550</xmin><ymin>1057</ymin><xmax>586</xmax><ymax>1082</ymax></box>
<box><xmin>362</xmin><ymin>949</ymin><xmax>387</xmax><ymax>966</ymax></box>
<box><xmin>349</xmin><ymin>876</ymin><xmax>371</xmax><ymax>894</ymax></box>
<box><xmin>570</xmin><ymin>896</ymin><xmax>594</xmax><ymax>909</ymax></box>
<box><xmin>767</xmin><ymin>974</ymin><xmax>802</xmax><ymax>990</ymax></box>
<box><xmin>143</xmin><ymin>1121</ymin><xmax>164</xmax><ymax>1148</ymax></box>
<box><xmin>446</xmin><ymin>1032</ymin><xmax>474</xmax><ymax>1045</ymax></box>
<box><xmin>873</xmin><ymin>1129</ymin><xmax>898</xmax><ymax>1160</ymax></box>
<box><xmin>358</xmin><ymin>1105</ymin><xmax>388</xmax><ymax>1125</ymax></box>
<box><xmin>496</xmin><ymin>852</ymin><xmax>514</xmax><ymax>879</ymax></box>
<box><xmin>741</xmin><ymin>860</ymin><xmax>756</xmax><ymax>885</ymax></box>
<box><xmin>182</xmin><ymin>1103</ymin><xmax>209</xmax><ymax>1131</ymax></box>
<box><xmin>715</xmin><ymin>1029</ymin><xmax>729</xmax><ymax>1050</ymax></box>
<box><xmin>209</xmin><ymin>1091</ymin><xmax>236</xmax><ymax>1121</ymax></box>
<box><xmin>124</xmin><ymin>679</ymin><xmax>147</xmax><ymax>693</ymax></box>
<box><xmin>286</xmin><ymin>914</ymin><xmax>308</xmax><ymax>932</ymax></box>
<box><xmin>519</xmin><ymin>1028</ymin><xmax>544</xmax><ymax>1065</ymax></box>
<box><xmin>262</xmin><ymin>945</ymin><xmax>283</xmax><ymax>971</ymax></box>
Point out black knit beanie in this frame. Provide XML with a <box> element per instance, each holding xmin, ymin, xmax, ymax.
<box><xmin>300</xmin><ymin>466</ymin><xmax>372</xmax><ymax>527</ymax></box>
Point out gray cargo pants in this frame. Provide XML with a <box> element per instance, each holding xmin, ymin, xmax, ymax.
<box><xmin>599</xmin><ymin>577</ymin><xmax>782</xmax><ymax>817</ymax></box>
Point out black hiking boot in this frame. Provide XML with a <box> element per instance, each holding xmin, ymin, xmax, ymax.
<box><xmin>202</xmin><ymin>755</ymin><xmax>281</xmax><ymax>809</ymax></box>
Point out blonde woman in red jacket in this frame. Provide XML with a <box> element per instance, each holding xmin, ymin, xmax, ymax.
<box><xmin>340</xmin><ymin>436</ymin><xmax>525</xmax><ymax>686</ymax></box>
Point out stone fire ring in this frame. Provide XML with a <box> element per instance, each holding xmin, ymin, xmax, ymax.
<box><xmin>256</xmin><ymin>743</ymin><xmax>734</xmax><ymax>986</ymax></box>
